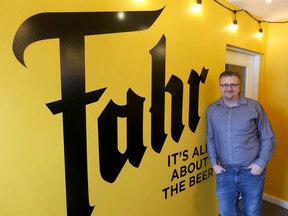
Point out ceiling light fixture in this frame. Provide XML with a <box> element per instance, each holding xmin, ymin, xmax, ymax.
<box><xmin>192</xmin><ymin>0</ymin><xmax>202</xmax><ymax>13</ymax></box>
<box><xmin>258</xmin><ymin>28</ymin><xmax>263</xmax><ymax>38</ymax></box>
<box><xmin>257</xmin><ymin>21</ymin><xmax>264</xmax><ymax>38</ymax></box>
<box><xmin>231</xmin><ymin>10</ymin><xmax>238</xmax><ymax>31</ymax></box>
<box><xmin>117</xmin><ymin>12</ymin><xmax>125</xmax><ymax>20</ymax></box>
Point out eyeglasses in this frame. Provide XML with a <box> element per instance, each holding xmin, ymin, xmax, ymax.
<box><xmin>219</xmin><ymin>83</ymin><xmax>240</xmax><ymax>89</ymax></box>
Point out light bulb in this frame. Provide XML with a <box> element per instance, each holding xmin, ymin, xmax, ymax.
<box><xmin>257</xmin><ymin>28</ymin><xmax>263</xmax><ymax>38</ymax></box>
<box><xmin>231</xmin><ymin>19</ymin><xmax>238</xmax><ymax>31</ymax></box>
<box><xmin>117</xmin><ymin>12</ymin><xmax>125</xmax><ymax>20</ymax></box>
<box><xmin>192</xmin><ymin>0</ymin><xmax>202</xmax><ymax>13</ymax></box>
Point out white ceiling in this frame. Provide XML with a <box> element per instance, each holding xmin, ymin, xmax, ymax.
<box><xmin>226</xmin><ymin>0</ymin><xmax>288</xmax><ymax>22</ymax></box>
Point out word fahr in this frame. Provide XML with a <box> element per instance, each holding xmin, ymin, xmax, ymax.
<box><xmin>13</xmin><ymin>8</ymin><xmax>208</xmax><ymax>216</ymax></box>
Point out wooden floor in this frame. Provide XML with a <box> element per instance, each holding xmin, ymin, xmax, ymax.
<box><xmin>218</xmin><ymin>200</ymin><xmax>288</xmax><ymax>216</ymax></box>
<box><xmin>262</xmin><ymin>200</ymin><xmax>288</xmax><ymax>216</ymax></box>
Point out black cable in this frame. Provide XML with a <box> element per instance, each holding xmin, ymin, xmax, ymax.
<box><xmin>214</xmin><ymin>0</ymin><xmax>288</xmax><ymax>24</ymax></box>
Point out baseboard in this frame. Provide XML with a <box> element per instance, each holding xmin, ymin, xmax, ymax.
<box><xmin>263</xmin><ymin>193</ymin><xmax>288</xmax><ymax>209</ymax></box>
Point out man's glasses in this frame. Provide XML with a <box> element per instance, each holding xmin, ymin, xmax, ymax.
<box><xmin>219</xmin><ymin>83</ymin><xmax>240</xmax><ymax>89</ymax></box>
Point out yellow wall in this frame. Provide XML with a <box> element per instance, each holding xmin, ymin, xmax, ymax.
<box><xmin>261</xmin><ymin>23</ymin><xmax>288</xmax><ymax>202</ymax></box>
<box><xmin>0</xmin><ymin>0</ymin><xmax>272</xmax><ymax>216</ymax></box>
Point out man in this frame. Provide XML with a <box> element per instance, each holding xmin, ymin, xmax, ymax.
<box><xmin>206</xmin><ymin>70</ymin><xmax>276</xmax><ymax>216</ymax></box>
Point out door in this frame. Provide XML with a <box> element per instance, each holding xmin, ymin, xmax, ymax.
<box><xmin>225</xmin><ymin>47</ymin><xmax>261</xmax><ymax>99</ymax></box>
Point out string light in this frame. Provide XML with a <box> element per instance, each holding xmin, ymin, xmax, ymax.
<box><xmin>214</xmin><ymin>0</ymin><xmax>288</xmax><ymax>37</ymax></box>
<box><xmin>117</xmin><ymin>12</ymin><xmax>125</xmax><ymax>20</ymax></box>
<box><xmin>192</xmin><ymin>0</ymin><xmax>202</xmax><ymax>13</ymax></box>
<box><xmin>213</xmin><ymin>0</ymin><xmax>288</xmax><ymax>37</ymax></box>
<box><xmin>191</xmin><ymin>0</ymin><xmax>288</xmax><ymax>37</ymax></box>
<box><xmin>231</xmin><ymin>10</ymin><xmax>238</xmax><ymax>31</ymax></box>
<box><xmin>214</xmin><ymin>0</ymin><xmax>288</xmax><ymax>23</ymax></box>
<box><xmin>256</xmin><ymin>21</ymin><xmax>264</xmax><ymax>38</ymax></box>
<box><xmin>257</xmin><ymin>28</ymin><xmax>263</xmax><ymax>38</ymax></box>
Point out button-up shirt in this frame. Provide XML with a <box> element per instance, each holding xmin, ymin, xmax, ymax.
<box><xmin>206</xmin><ymin>95</ymin><xmax>276</xmax><ymax>169</ymax></box>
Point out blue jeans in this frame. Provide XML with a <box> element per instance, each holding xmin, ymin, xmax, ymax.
<box><xmin>216</xmin><ymin>165</ymin><xmax>265</xmax><ymax>216</ymax></box>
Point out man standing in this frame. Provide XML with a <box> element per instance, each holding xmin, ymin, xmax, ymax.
<box><xmin>206</xmin><ymin>70</ymin><xmax>276</xmax><ymax>216</ymax></box>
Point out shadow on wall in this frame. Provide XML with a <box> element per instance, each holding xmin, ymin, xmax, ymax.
<box><xmin>264</xmin><ymin>105</ymin><xmax>288</xmax><ymax>201</ymax></box>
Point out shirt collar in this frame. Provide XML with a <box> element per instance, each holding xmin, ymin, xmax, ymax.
<box><xmin>216</xmin><ymin>94</ymin><xmax>248</xmax><ymax>107</ymax></box>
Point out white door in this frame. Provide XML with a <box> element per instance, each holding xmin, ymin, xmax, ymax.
<box><xmin>226</xmin><ymin>47</ymin><xmax>261</xmax><ymax>99</ymax></box>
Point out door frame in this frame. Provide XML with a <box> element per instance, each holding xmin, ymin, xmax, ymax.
<box><xmin>226</xmin><ymin>46</ymin><xmax>261</xmax><ymax>99</ymax></box>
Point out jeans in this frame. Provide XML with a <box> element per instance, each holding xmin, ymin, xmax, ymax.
<box><xmin>216</xmin><ymin>165</ymin><xmax>265</xmax><ymax>216</ymax></box>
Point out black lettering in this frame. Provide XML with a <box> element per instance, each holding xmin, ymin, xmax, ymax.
<box><xmin>196</xmin><ymin>172</ymin><xmax>202</xmax><ymax>183</ymax></box>
<box><xmin>188</xmin><ymin>67</ymin><xmax>209</xmax><ymax>132</ymax></box>
<box><xmin>98</xmin><ymin>89</ymin><xmax>146</xmax><ymax>183</ymax></box>
<box><xmin>171</xmin><ymin>169</ymin><xmax>179</xmax><ymax>182</ymax></box>
<box><xmin>166</xmin><ymin>75</ymin><xmax>185</xmax><ymax>142</ymax></box>
<box><xmin>189</xmin><ymin>176</ymin><xmax>195</xmax><ymax>187</ymax></box>
<box><xmin>208</xmin><ymin>167</ymin><xmax>214</xmax><ymax>178</ymax></box>
<box><xmin>179</xmin><ymin>180</ymin><xmax>186</xmax><ymax>192</ymax></box>
<box><xmin>182</xmin><ymin>150</ymin><xmax>189</xmax><ymax>161</ymax></box>
<box><xmin>162</xmin><ymin>187</ymin><xmax>170</xmax><ymax>199</ymax></box>
<box><xmin>150</xmin><ymin>35</ymin><xmax>168</xmax><ymax>153</ymax></box>
<box><xmin>180</xmin><ymin>165</ymin><xmax>187</xmax><ymax>177</ymax></box>
<box><xmin>188</xmin><ymin>162</ymin><xmax>196</xmax><ymax>173</ymax></box>
<box><xmin>202</xmin><ymin>170</ymin><xmax>207</xmax><ymax>180</ymax></box>
<box><xmin>13</xmin><ymin>9</ymin><xmax>164</xmax><ymax>216</ymax></box>
<box><xmin>192</xmin><ymin>146</ymin><xmax>200</xmax><ymax>158</ymax></box>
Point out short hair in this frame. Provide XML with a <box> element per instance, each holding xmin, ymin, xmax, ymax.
<box><xmin>219</xmin><ymin>70</ymin><xmax>240</xmax><ymax>81</ymax></box>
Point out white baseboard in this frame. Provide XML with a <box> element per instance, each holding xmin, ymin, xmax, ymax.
<box><xmin>263</xmin><ymin>193</ymin><xmax>288</xmax><ymax>209</ymax></box>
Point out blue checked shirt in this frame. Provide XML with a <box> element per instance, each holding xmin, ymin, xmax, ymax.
<box><xmin>206</xmin><ymin>95</ymin><xmax>276</xmax><ymax>169</ymax></box>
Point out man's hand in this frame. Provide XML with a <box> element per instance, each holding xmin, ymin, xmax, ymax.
<box><xmin>213</xmin><ymin>165</ymin><xmax>226</xmax><ymax>174</ymax></box>
<box><xmin>248</xmin><ymin>163</ymin><xmax>264</xmax><ymax>175</ymax></box>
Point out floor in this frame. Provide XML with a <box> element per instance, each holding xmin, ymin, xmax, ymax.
<box><xmin>262</xmin><ymin>200</ymin><xmax>288</xmax><ymax>216</ymax></box>
<box><xmin>218</xmin><ymin>200</ymin><xmax>288</xmax><ymax>216</ymax></box>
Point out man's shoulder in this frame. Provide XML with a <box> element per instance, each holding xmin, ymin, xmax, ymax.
<box><xmin>207</xmin><ymin>98</ymin><xmax>222</xmax><ymax>112</ymax></box>
<box><xmin>240</xmin><ymin>96</ymin><xmax>260</xmax><ymax>105</ymax></box>
<box><xmin>239</xmin><ymin>96</ymin><xmax>265</xmax><ymax>113</ymax></box>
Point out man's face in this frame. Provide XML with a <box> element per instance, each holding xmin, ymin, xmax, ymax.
<box><xmin>219</xmin><ymin>75</ymin><xmax>241</xmax><ymax>102</ymax></box>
